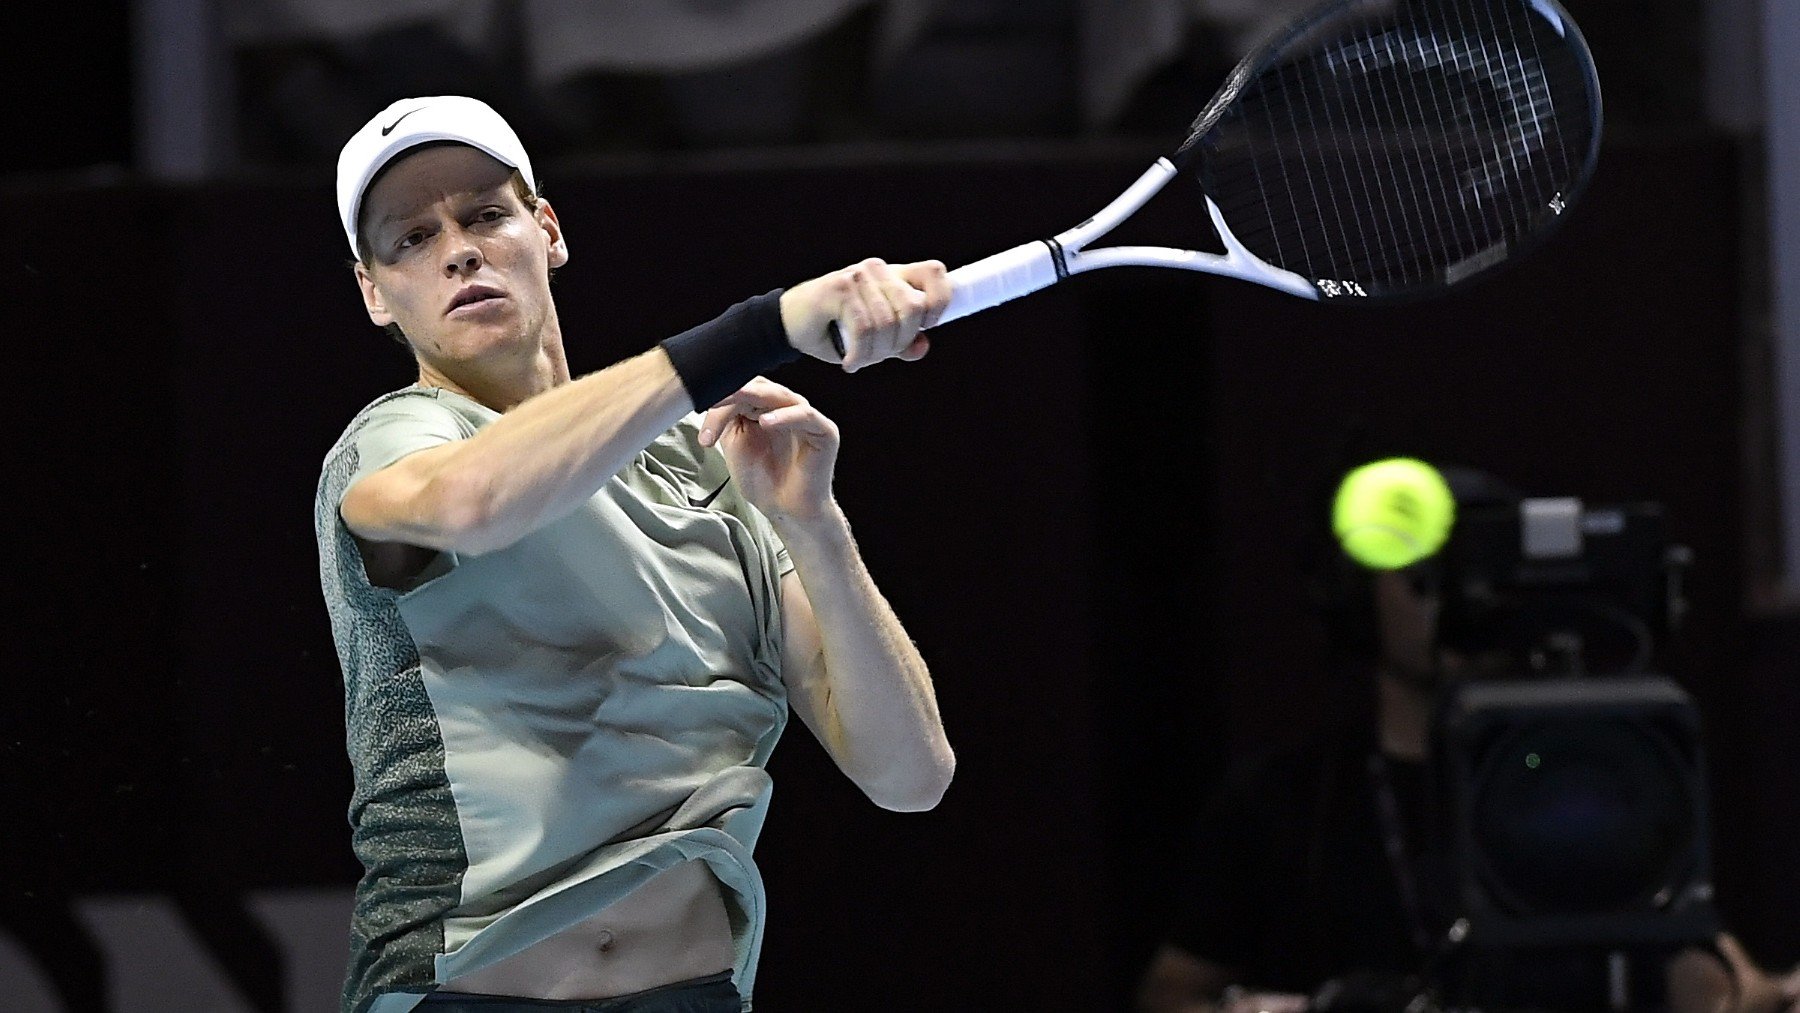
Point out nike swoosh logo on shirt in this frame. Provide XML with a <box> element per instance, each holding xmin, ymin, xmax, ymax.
<box><xmin>688</xmin><ymin>478</ymin><xmax>731</xmax><ymax>509</ymax></box>
<box><xmin>380</xmin><ymin>109</ymin><xmax>421</xmax><ymax>136</ymax></box>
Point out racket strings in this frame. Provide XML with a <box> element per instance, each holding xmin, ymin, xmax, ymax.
<box><xmin>1370</xmin><ymin>5</ymin><xmax>1573</xmax><ymax>275</ymax></box>
<box><xmin>1197</xmin><ymin>0</ymin><xmax>1598</xmax><ymax>296</ymax></box>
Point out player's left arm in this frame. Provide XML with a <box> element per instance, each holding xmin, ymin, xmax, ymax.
<box><xmin>702</xmin><ymin>368</ymin><xmax>953</xmax><ymax>811</ymax></box>
<box><xmin>774</xmin><ymin>515</ymin><xmax>954</xmax><ymax>812</ymax></box>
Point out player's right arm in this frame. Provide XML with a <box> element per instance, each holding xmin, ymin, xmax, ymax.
<box><xmin>341</xmin><ymin>258</ymin><xmax>949</xmax><ymax>564</ymax></box>
<box><xmin>340</xmin><ymin>347</ymin><xmax>692</xmax><ymax>558</ymax></box>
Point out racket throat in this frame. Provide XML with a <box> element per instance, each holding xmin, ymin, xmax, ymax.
<box><xmin>937</xmin><ymin>159</ymin><xmax>1181</xmax><ymax>324</ymax></box>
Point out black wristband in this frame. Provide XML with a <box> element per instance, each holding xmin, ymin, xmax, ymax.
<box><xmin>660</xmin><ymin>289</ymin><xmax>799</xmax><ymax>410</ymax></box>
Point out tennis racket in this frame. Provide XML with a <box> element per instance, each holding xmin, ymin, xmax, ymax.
<box><xmin>832</xmin><ymin>0</ymin><xmax>1601</xmax><ymax>352</ymax></box>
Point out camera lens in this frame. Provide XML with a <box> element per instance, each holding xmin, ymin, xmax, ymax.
<box><xmin>1471</xmin><ymin>717</ymin><xmax>1696</xmax><ymax>915</ymax></box>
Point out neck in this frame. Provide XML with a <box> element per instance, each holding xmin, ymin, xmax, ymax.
<box><xmin>1376</xmin><ymin>668</ymin><xmax>1434</xmax><ymax>761</ymax></box>
<box><xmin>416</xmin><ymin>318</ymin><xmax>571</xmax><ymax>412</ymax></box>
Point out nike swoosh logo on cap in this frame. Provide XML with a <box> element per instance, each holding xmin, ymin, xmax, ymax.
<box><xmin>380</xmin><ymin>108</ymin><xmax>422</xmax><ymax>136</ymax></box>
<box><xmin>688</xmin><ymin>478</ymin><xmax>731</xmax><ymax>509</ymax></box>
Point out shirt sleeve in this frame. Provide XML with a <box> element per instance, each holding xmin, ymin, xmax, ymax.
<box><xmin>319</xmin><ymin>392</ymin><xmax>475</xmax><ymax>592</ymax></box>
<box><xmin>343</xmin><ymin>393</ymin><xmax>473</xmax><ymax>492</ymax></box>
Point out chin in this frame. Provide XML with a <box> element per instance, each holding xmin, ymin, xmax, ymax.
<box><xmin>445</xmin><ymin>322</ymin><xmax>534</xmax><ymax>359</ymax></box>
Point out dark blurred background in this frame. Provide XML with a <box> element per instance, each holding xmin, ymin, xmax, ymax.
<box><xmin>4</xmin><ymin>1</ymin><xmax>1797</xmax><ymax>1010</ymax></box>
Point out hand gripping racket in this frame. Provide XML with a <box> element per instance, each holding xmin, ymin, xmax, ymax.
<box><xmin>834</xmin><ymin>0</ymin><xmax>1601</xmax><ymax>350</ymax></box>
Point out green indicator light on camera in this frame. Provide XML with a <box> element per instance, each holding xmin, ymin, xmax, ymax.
<box><xmin>1525</xmin><ymin>752</ymin><xmax>1542</xmax><ymax>769</ymax></box>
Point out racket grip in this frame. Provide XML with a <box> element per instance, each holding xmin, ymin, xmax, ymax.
<box><xmin>940</xmin><ymin>240</ymin><xmax>1061</xmax><ymax>326</ymax></box>
<box><xmin>822</xmin><ymin>241</ymin><xmax>1058</xmax><ymax>352</ymax></box>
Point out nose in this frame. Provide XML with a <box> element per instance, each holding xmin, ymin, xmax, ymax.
<box><xmin>442</xmin><ymin>230</ymin><xmax>483</xmax><ymax>277</ymax></box>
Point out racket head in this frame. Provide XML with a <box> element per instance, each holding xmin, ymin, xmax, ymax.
<box><xmin>1173</xmin><ymin>0</ymin><xmax>1603</xmax><ymax>303</ymax></box>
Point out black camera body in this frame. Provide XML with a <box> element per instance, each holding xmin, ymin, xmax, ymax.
<box><xmin>1431</xmin><ymin>675</ymin><xmax>1718</xmax><ymax>950</ymax></box>
<box><xmin>1433</xmin><ymin>498</ymin><xmax>1686</xmax><ymax>674</ymax></box>
<box><xmin>1414</xmin><ymin>497</ymin><xmax>1717</xmax><ymax>1009</ymax></box>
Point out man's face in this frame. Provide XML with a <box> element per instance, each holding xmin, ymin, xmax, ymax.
<box><xmin>353</xmin><ymin>145</ymin><xmax>567</xmax><ymax>366</ymax></box>
<box><xmin>1374</xmin><ymin>570</ymin><xmax>1510</xmax><ymax>692</ymax></box>
<box><xmin>1374</xmin><ymin>570</ymin><xmax>1441</xmax><ymax>687</ymax></box>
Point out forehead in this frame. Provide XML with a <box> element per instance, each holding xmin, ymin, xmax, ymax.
<box><xmin>361</xmin><ymin>145</ymin><xmax>517</xmax><ymax>229</ymax></box>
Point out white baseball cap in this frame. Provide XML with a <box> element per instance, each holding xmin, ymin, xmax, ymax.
<box><xmin>336</xmin><ymin>95</ymin><xmax>537</xmax><ymax>258</ymax></box>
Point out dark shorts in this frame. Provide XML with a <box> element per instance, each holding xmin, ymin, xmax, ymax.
<box><xmin>416</xmin><ymin>971</ymin><xmax>740</xmax><ymax>1013</ymax></box>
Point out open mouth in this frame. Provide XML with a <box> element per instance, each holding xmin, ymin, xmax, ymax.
<box><xmin>447</xmin><ymin>286</ymin><xmax>505</xmax><ymax>314</ymax></box>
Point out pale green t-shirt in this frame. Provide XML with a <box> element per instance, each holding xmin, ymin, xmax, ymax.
<box><xmin>314</xmin><ymin>384</ymin><xmax>793</xmax><ymax>1013</ymax></box>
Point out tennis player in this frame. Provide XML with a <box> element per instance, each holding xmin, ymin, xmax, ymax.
<box><xmin>314</xmin><ymin>95</ymin><xmax>955</xmax><ymax>1013</ymax></box>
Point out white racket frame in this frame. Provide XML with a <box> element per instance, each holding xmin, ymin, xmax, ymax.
<box><xmin>939</xmin><ymin>157</ymin><xmax>1321</xmax><ymax>326</ymax></box>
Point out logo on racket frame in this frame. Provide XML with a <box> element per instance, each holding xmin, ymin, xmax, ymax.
<box><xmin>1317</xmin><ymin>280</ymin><xmax>1370</xmax><ymax>298</ymax></box>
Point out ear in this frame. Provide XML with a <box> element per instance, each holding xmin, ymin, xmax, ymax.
<box><xmin>354</xmin><ymin>262</ymin><xmax>396</xmax><ymax>327</ymax></box>
<box><xmin>536</xmin><ymin>199</ymin><xmax>569</xmax><ymax>269</ymax></box>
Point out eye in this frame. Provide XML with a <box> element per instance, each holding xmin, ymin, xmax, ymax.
<box><xmin>396</xmin><ymin>228</ymin><xmax>428</xmax><ymax>252</ymax></box>
<box><xmin>475</xmin><ymin>206</ymin><xmax>507</xmax><ymax>225</ymax></box>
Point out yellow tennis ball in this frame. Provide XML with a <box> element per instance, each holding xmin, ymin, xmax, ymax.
<box><xmin>1332</xmin><ymin>458</ymin><xmax>1456</xmax><ymax>570</ymax></box>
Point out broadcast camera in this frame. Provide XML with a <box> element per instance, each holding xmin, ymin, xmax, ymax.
<box><xmin>1421</xmin><ymin>495</ymin><xmax>1716</xmax><ymax>1009</ymax></box>
<box><xmin>1304</xmin><ymin>478</ymin><xmax>1719</xmax><ymax>1013</ymax></box>
<box><xmin>1433</xmin><ymin>496</ymin><xmax>1689</xmax><ymax>677</ymax></box>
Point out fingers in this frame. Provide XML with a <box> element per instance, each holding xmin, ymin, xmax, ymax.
<box><xmin>837</xmin><ymin>258</ymin><xmax>914</xmax><ymax>372</ymax></box>
<box><xmin>1718</xmin><ymin>934</ymin><xmax>1754</xmax><ymax>975</ymax></box>
<box><xmin>698</xmin><ymin>377</ymin><xmax>836</xmax><ymax>447</ymax></box>
<box><xmin>838</xmin><ymin>265</ymin><xmax>895</xmax><ymax>372</ymax></box>
<box><xmin>835</xmin><ymin>258</ymin><xmax>949</xmax><ymax>372</ymax></box>
<box><xmin>1711</xmin><ymin>934</ymin><xmax>1800</xmax><ymax>1013</ymax></box>
<box><xmin>896</xmin><ymin>332</ymin><xmax>932</xmax><ymax>362</ymax></box>
<box><xmin>699</xmin><ymin>377</ymin><xmax>798</xmax><ymax>445</ymax></box>
<box><xmin>897</xmin><ymin>259</ymin><xmax>951</xmax><ymax>329</ymax></box>
<box><xmin>756</xmin><ymin>404</ymin><xmax>840</xmax><ymax>448</ymax></box>
<box><xmin>780</xmin><ymin>258</ymin><xmax>949</xmax><ymax>371</ymax></box>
